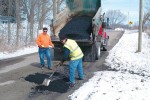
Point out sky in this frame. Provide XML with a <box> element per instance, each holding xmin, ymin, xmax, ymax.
<box><xmin>0</xmin><ymin>30</ymin><xmax>150</xmax><ymax>99</ymax></box>
<box><xmin>102</xmin><ymin>0</ymin><xmax>140</xmax><ymax>24</ymax></box>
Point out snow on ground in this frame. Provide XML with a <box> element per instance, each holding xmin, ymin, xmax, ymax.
<box><xmin>69</xmin><ymin>30</ymin><xmax>150</xmax><ymax>100</ymax></box>
<box><xmin>115</xmin><ymin>28</ymin><xmax>124</xmax><ymax>31</ymax></box>
<box><xmin>105</xmin><ymin>30</ymin><xmax>150</xmax><ymax>76</ymax></box>
<box><xmin>69</xmin><ymin>71</ymin><xmax>150</xmax><ymax>100</ymax></box>
<box><xmin>0</xmin><ymin>46</ymin><xmax>38</xmax><ymax>60</ymax></box>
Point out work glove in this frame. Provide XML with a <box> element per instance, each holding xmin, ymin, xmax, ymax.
<box><xmin>49</xmin><ymin>45</ymin><xmax>52</xmax><ymax>48</ymax></box>
<box><xmin>39</xmin><ymin>45</ymin><xmax>44</xmax><ymax>48</ymax></box>
<box><xmin>41</xmin><ymin>45</ymin><xmax>44</xmax><ymax>47</ymax></box>
<box><xmin>52</xmin><ymin>45</ymin><xmax>54</xmax><ymax>48</ymax></box>
<box><xmin>49</xmin><ymin>45</ymin><xmax>54</xmax><ymax>48</ymax></box>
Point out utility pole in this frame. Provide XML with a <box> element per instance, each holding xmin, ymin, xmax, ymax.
<box><xmin>138</xmin><ymin>0</ymin><xmax>143</xmax><ymax>52</ymax></box>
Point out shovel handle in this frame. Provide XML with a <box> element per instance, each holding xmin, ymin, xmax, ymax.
<box><xmin>48</xmin><ymin>64</ymin><xmax>61</xmax><ymax>79</ymax></box>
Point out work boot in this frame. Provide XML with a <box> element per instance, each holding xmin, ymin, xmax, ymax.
<box><xmin>69</xmin><ymin>83</ymin><xmax>75</xmax><ymax>88</ymax></box>
<box><xmin>66</xmin><ymin>82</ymin><xmax>75</xmax><ymax>91</ymax></box>
<box><xmin>48</xmin><ymin>67</ymin><xmax>52</xmax><ymax>70</ymax></box>
<box><xmin>41</xmin><ymin>64</ymin><xmax>45</xmax><ymax>69</ymax></box>
<box><xmin>77</xmin><ymin>77</ymin><xmax>84</xmax><ymax>80</ymax></box>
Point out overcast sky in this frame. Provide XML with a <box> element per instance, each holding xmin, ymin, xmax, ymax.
<box><xmin>102</xmin><ymin>0</ymin><xmax>140</xmax><ymax>24</ymax></box>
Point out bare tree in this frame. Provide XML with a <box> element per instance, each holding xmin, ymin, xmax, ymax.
<box><xmin>57</xmin><ymin>0</ymin><xmax>61</xmax><ymax>14</ymax></box>
<box><xmin>105</xmin><ymin>10</ymin><xmax>126</xmax><ymax>28</ymax></box>
<box><xmin>7</xmin><ymin>0</ymin><xmax>15</xmax><ymax>45</ymax></box>
<box><xmin>142</xmin><ymin>13</ymin><xmax>150</xmax><ymax>31</ymax></box>
<box><xmin>0</xmin><ymin>0</ymin><xmax>67</xmax><ymax>52</ymax></box>
<box><xmin>145</xmin><ymin>0</ymin><xmax>150</xmax><ymax>12</ymax></box>
<box><xmin>22</xmin><ymin>0</ymin><xmax>38</xmax><ymax>45</ymax></box>
<box><xmin>53</xmin><ymin>0</ymin><xmax>57</xmax><ymax>19</ymax></box>
<box><xmin>36</xmin><ymin>0</ymin><xmax>64</xmax><ymax>31</ymax></box>
<box><xmin>22</xmin><ymin>0</ymin><xmax>53</xmax><ymax>43</ymax></box>
<box><xmin>142</xmin><ymin>0</ymin><xmax>150</xmax><ymax>31</ymax></box>
<box><xmin>15</xmin><ymin>0</ymin><xmax>21</xmax><ymax>47</ymax></box>
<box><xmin>29</xmin><ymin>0</ymin><xmax>36</xmax><ymax>43</ymax></box>
<box><xmin>37</xmin><ymin>0</ymin><xmax>53</xmax><ymax>30</ymax></box>
<box><xmin>7</xmin><ymin>0</ymin><xmax>12</xmax><ymax>44</ymax></box>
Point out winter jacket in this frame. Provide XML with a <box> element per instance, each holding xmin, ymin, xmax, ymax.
<box><xmin>36</xmin><ymin>33</ymin><xmax>54</xmax><ymax>48</ymax></box>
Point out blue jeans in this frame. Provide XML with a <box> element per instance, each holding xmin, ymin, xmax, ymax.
<box><xmin>38</xmin><ymin>48</ymin><xmax>52</xmax><ymax>68</ymax></box>
<box><xmin>69</xmin><ymin>58</ymin><xmax>84</xmax><ymax>84</ymax></box>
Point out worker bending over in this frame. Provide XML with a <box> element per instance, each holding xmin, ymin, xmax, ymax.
<box><xmin>59</xmin><ymin>33</ymin><xmax>84</xmax><ymax>87</ymax></box>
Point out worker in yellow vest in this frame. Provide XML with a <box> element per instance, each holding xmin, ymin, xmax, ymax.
<box><xmin>59</xmin><ymin>33</ymin><xmax>84</xmax><ymax>87</ymax></box>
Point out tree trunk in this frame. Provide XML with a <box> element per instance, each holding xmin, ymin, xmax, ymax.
<box><xmin>37</xmin><ymin>0</ymin><xmax>40</xmax><ymax>36</ymax></box>
<box><xmin>53</xmin><ymin>0</ymin><xmax>57</xmax><ymax>19</ymax></box>
<box><xmin>57</xmin><ymin>0</ymin><xmax>61</xmax><ymax>14</ymax></box>
<box><xmin>29</xmin><ymin>0</ymin><xmax>35</xmax><ymax>44</ymax></box>
<box><xmin>25</xmin><ymin>23</ymin><xmax>29</xmax><ymax>46</ymax></box>
<box><xmin>38</xmin><ymin>0</ymin><xmax>47</xmax><ymax>30</ymax></box>
<box><xmin>7</xmin><ymin>0</ymin><xmax>12</xmax><ymax>45</ymax></box>
<box><xmin>15</xmin><ymin>0</ymin><xmax>21</xmax><ymax>47</ymax></box>
<box><xmin>38</xmin><ymin>20</ymin><xmax>43</xmax><ymax>30</ymax></box>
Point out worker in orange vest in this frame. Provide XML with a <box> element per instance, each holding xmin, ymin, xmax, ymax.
<box><xmin>36</xmin><ymin>27</ymin><xmax>54</xmax><ymax>70</ymax></box>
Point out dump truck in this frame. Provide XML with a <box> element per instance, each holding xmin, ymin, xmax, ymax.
<box><xmin>50</xmin><ymin>0</ymin><xmax>107</xmax><ymax>62</ymax></box>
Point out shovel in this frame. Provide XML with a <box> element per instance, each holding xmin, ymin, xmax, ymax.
<box><xmin>42</xmin><ymin>64</ymin><xmax>60</xmax><ymax>86</ymax></box>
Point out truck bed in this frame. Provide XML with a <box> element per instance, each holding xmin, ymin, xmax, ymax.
<box><xmin>59</xmin><ymin>15</ymin><xmax>93</xmax><ymax>40</ymax></box>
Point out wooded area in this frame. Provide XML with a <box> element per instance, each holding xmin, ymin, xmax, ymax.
<box><xmin>0</xmin><ymin>0</ymin><xmax>65</xmax><ymax>52</ymax></box>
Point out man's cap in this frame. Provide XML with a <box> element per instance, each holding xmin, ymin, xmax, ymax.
<box><xmin>59</xmin><ymin>33</ymin><xmax>66</xmax><ymax>40</ymax></box>
<box><xmin>43</xmin><ymin>27</ymin><xmax>48</xmax><ymax>31</ymax></box>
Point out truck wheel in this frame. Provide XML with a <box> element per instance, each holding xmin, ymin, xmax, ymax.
<box><xmin>96</xmin><ymin>42</ymin><xmax>101</xmax><ymax>60</ymax></box>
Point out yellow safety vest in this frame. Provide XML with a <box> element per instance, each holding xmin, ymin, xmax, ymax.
<box><xmin>64</xmin><ymin>39</ymin><xmax>84</xmax><ymax>60</ymax></box>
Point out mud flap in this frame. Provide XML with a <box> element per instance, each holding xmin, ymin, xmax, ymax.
<box><xmin>81</xmin><ymin>43</ymin><xmax>97</xmax><ymax>62</ymax></box>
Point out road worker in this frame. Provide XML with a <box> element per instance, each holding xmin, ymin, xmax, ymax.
<box><xmin>36</xmin><ymin>27</ymin><xmax>54</xmax><ymax>70</ymax></box>
<box><xmin>59</xmin><ymin>33</ymin><xmax>84</xmax><ymax>87</ymax></box>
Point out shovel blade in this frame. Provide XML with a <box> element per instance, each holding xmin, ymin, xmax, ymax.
<box><xmin>42</xmin><ymin>78</ymin><xmax>51</xmax><ymax>86</ymax></box>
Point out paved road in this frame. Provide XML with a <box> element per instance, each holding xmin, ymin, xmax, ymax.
<box><xmin>0</xmin><ymin>30</ymin><xmax>124</xmax><ymax>100</ymax></box>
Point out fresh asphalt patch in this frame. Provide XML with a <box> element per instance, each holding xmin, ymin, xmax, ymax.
<box><xmin>25</xmin><ymin>73</ymin><xmax>49</xmax><ymax>85</ymax></box>
<box><xmin>31</xmin><ymin>79</ymin><xmax>69</xmax><ymax>93</ymax></box>
<box><xmin>25</xmin><ymin>72</ymin><xmax>70</xmax><ymax>99</ymax></box>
